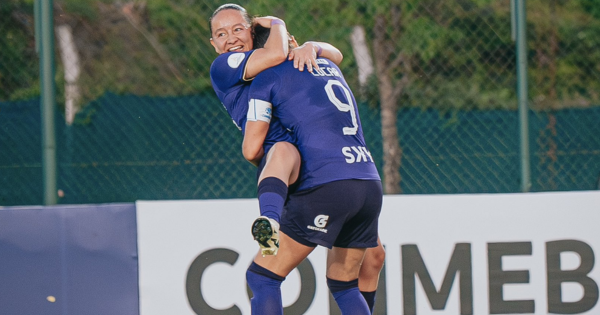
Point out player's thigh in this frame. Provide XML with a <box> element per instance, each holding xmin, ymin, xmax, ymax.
<box><xmin>326</xmin><ymin>247</ymin><xmax>367</xmax><ymax>281</ymax></box>
<box><xmin>253</xmin><ymin>231</ymin><xmax>314</xmax><ymax>278</ymax></box>
<box><xmin>258</xmin><ymin>142</ymin><xmax>300</xmax><ymax>185</ymax></box>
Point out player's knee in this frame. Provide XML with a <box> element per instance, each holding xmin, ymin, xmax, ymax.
<box><xmin>246</xmin><ymin>262</ymin><xmax>285</xmax><ymax>292</ymax></box>
<box><xmin>367</xmin><ymin>244</ymin><xmax>386</xmax><ymax>270</ymax></box>
<box><xmin>327</xmin><ymin>277</ymin><xmax>359</xmax><ymax>293</ymax></box>
<box><xmin>374</xmin><ymin>245</ymin><xmax>386</xmax><ymax>268</ymax></box>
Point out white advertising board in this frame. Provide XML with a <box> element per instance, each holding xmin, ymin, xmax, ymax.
<box><xmin>137</xmin><ymin>191</ymin><xmax>600</xmax><ymax>314</ymax></box>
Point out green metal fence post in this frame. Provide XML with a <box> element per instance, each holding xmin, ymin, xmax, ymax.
<box><xmin>37</xmin><ymin>0</ymin><xmax>58</xmax><ymax>205</ymax></box>
<box><xmin>515</xmin><ymin>0</ymin><xmax>531</xmax><ymax>192</ymax></box>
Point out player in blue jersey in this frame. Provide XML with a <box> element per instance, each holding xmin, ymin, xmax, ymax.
<box><xmin>209</xmin><ymin>4</ymin><xmax>384</xmax><ymax>314</ymax></box>
<box><xmin>209</xmin><ymin>4</ymin><xmax>343</xmax><ymax>256</ymax></box>
<box><xmin>242</xmin><ymin>57</ymin><xmax>383</xmax><ymax>314</ymax></box>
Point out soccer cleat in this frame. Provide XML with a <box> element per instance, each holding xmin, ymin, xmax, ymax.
<box><xmin>251</xmin><ymin>216</ymin><xmax>280</xmax><ymax>256</ymax></box>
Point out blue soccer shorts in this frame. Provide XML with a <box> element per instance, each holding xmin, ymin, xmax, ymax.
<box><xmin>280</xmin><ymin>179</ymin><xmax>382</xmax><ymax>249</ymax></box>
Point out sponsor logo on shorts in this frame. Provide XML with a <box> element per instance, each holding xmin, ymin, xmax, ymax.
<box><xmin>307</xmin><ymin>215</ymin><xmax>329</xmax><ymax>233</ymax></box>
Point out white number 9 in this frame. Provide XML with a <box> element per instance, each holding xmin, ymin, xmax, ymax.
<box><xmin>324</xmin><ymin>80</ymin><xmax>358</xmax><ymax>135</ymax></box>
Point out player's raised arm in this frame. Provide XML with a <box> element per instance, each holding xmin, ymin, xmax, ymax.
<box><xmin>251</xmin><ymin>23</ymin><xmax>343</xmax><ymax>73</ymax></box>
<box><xmin>243</xmin><ymin>17</ymin><xmax>289</xmax><ymax>80</ymax></box>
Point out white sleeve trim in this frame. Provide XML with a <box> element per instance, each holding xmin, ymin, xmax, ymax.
<box><xmin>247</xmin><ymin>99</ymin><xmax>272</xmax><ymax>123</ymax></box>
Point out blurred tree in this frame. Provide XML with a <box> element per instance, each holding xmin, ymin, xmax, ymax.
<box><xmin>0</xmin><ymin>0</ymin><xmax>38</xmax><ymax>101</ymax></box>
<box><xmin>527</xmin><ymin>0</ymin><xmax>600</xmax><ymax>190</ymax></box>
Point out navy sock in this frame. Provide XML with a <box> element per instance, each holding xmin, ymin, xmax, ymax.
<box><xmin>257</xmin><ymin>177</ymin><xmax>287</xmax><ymax>222</ymax></box>
<box><xmin>361</xmin><ymin>290</ymin><xmax>377</xmax><ymax>314</ymax></box>
<box><xmin>327</xmin><ymin>278</ymin><xmax>371</xmax><ymax>315</ymax></box>
<box><xmin>246</xmin><ymin>262</ymin><xmax>285</xmax><ymax>315</ymax></box>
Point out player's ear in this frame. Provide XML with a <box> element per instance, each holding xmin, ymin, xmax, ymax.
<box><xmin>209</xmin><ymin>38</ymin><xmax>219</xmax><ymax>53</ymax></box>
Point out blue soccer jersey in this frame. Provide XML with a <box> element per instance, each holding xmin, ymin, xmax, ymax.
<box><xmin>248</xmin><ymin>58</ymin><xmax>381</xmax><ymax>191</ymax></box>
<box><xmin>210</xmin><ymin>51</ymin><xmax>292</xmax><ymax>148</ymax></box>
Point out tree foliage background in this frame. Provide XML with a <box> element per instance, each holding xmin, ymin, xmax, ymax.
<box><xmin>3</xmin><ymin>0</ymin><xmax>599</xmax><ymax>107</ymax></box>
<box><xmin>1</xmin><ymin>0</ymin><xmax>600</xmax><ymax>205</ymax></box>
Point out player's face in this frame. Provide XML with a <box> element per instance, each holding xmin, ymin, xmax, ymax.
<box><xmin>210</xmin><ymin>9</ymin><xmax>253</xmax><ymax>54</ymax></box>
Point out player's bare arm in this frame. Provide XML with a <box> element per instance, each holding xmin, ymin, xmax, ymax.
<box><xmin>242</xmin><ymin>120</ymin><xmax>270</xmax><ymax>166</ymax></box>
<box><xmin>244</xmin><ymin>17</ymin><xmax>289</xmax><ymax>80</ymax></box>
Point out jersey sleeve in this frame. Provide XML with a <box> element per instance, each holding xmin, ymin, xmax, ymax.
<box><xmin>209</xmin><ymin>51</ymin><xmax>254</xmax><ymax>96</ymax></box>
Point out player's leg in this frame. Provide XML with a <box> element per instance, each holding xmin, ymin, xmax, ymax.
<box><xmin>258</xmin><ymin>141</ymin><xmax>300</xmax><ymax>185</ymax></box>
<box><xmin>246</xmin><ymin>231</ymin><xmax>315</xmax><ymax>315</ymax></box>
<box><xmin>326</xmin><ymin>247</ymin><xmax>371</xmax><ymax>315</ymax></box>
<box><xmin>359</xmin><ymin>237</ymin><xmax>385</xmax><ymax>313</ymax></box>
<box><xmin>257</xmin><ymin>141</ymin><xmax>300</xmax><ymax>223</ymax></box>
<box><xmin>252</xmin><ymin>141</ymin><xmax>301</xmax><ymax>255</ymax></box>
<box><xmin>326</xmin><ymin>179</ymin><xmax>382</xmax><ymax>314</ymax></box>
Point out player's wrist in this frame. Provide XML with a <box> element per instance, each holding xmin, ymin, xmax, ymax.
<box><xmin>312</xmin><ymin>42</ymin><xmax>323</xmax><ymax>57</ymax></box>
<box><xmin>270</xmin><ymin>19</ymin><xmax>285</xmax><ymax>27</ymax></box>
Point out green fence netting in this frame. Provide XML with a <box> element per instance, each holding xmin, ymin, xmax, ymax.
<box><xmin>1</xmin><ymin>0</ymin><xmax>599</xmax><ymax>205</ymax></box>
<box><xmin>2</xmin><ymin>95</ymin><xmax>599</xmax><ymax>206</ymax></box>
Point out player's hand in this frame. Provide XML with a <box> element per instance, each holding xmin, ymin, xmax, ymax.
<box><xmin>288</xmin><ymin>41</ymin><xmax>320</xmax><ymax>73</ymax></box>
<box><xmin>253</xmin><ymin>16</ymin><xmax>285</xmax><ymax>28</ymax></box>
